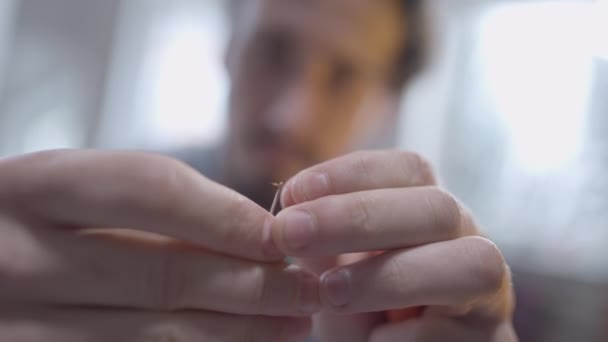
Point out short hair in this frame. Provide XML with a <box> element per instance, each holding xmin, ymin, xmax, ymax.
<box><xmin>226</xmin><ymin>0</ymin><xmax>428</xmax><ymax>91</ymax></box>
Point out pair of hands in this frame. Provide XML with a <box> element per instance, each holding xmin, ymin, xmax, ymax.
<box><xmin>0</xmin><ymin>149</ymin><xmax>516</xmax><ymax>341</ymax></box>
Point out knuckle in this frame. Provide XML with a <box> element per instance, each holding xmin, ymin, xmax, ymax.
<box><xmin>398</xmin><ymin>151</ymin><xmax>437</xmax><ymax>185</ymax></box>
<box><xmin>228</xmin><ymin>193</ymin><xmax>256</xmax><ymax>229</ymax></box>
<box><xmin>126</xmin><ymin>156</ymin><xmax>191</xmax><ymax>215</ymax></box>
<box><xmin>350</xmin><ymin>193</ymin><xmax>373</xmax><ymax>236</ymax></box>
<box><xmin>351</xmin><ymin>151</ymin><xmax>375</xmax><ymax>183</ymax></box>
<box><xmin>348</xmin><ymin>150</ymin><xmax>368</xmax><ymax>160</ymax></box>
<box><xmin>462</xmin><ymin>236</ymin><xmax>507</xmax><ymax>295</ymax></box>
<box><xmin>413</xmin><ymin>153</ymin><xmax>437</xmax><ymax>185</ymax></box>
<box><xmin>220</xmin><ymin>193</ymin><xmax>260</xmax><ymax>246</ymax></box>
<box><xmin>425</xmin><ymin>188</ymin><xmax>464</xmax><ymax>239</ymax></box>
<box><xmin>383</xmin><ymin>256</ymin><xmax>409</xmax><ymax>296</ymax></box>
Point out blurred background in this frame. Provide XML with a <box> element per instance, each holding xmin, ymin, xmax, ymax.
<box><xmin>0</xmin><ymin>0</ymin><xmax>606</xmax><ymax>340</ymax></box>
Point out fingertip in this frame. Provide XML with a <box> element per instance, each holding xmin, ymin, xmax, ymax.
<box><xmin>272</xmin><ymin>209</ymin><xmax>317</xmax><ymax>256</ymax></box>
<box><xmin>320</xmin><ymin>267</ymin><xmax>352</xmax><ymax>311</ymax></box>
<box><xmin>280</xmin><ymin>179</ymin><xmax>295</xmax><ymax>209</ymax></box>
<box><xmin>269</xmin><ymin>212</ymin><xmax>293</xmax><ymax>257</ymax></box>
<box><xmin>261</xmin><ymin>215</ymin><xmax>286</xmax><ymax>261</ymax></box>
<box><xmin>301</xmin><ymin>172</ymin><xmax>330</xmax><ymax>201</ymax></box>
<box><xmin>281</xmin><ymin>172</ymin><xmax>330</xmax><ymax>208</ymax></box>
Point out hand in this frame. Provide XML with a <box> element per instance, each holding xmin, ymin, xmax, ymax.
<box><xmin>272</xmin><ymin>150</ymin><xmax>517</xmax><ymax>342</ymax></box>
<box><xmin>0</xmin><ymin>150</ymin><xmax>319</xmax><ymax>341</ymax></box>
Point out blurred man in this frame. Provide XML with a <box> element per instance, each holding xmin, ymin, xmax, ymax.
<box><xmin>0</xmin><ymin>0</ymin><xmax>516</xmax><ymax>341</ymax></box>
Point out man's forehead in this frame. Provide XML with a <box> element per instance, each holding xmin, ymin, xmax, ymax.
<box><xmin>237</xmin><ymin>0</ymin><xmax>404</xmax><ymax>70</ymax></box>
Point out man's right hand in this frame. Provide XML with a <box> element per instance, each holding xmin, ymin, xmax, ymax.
<box><xmin>0</xmin><ymin>150</ymin><xmax>318</xmax><ymax>341</ymax></box>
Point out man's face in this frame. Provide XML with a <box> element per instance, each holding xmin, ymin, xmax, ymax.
<box><xmin>225</xmin><ymin>0</ymin><xmax>405</xmax><ymax>184</ymax></box>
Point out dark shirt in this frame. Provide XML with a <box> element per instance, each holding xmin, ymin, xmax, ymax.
<box><xmin>170</xmin><ymin>146</ymin><xmax>224</xmax><ymax>184</ymax></box>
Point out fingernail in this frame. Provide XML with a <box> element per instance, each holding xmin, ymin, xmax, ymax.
<box><xmin>262</xmin><ymin>216</ymin><xmax>284</xmax><ymax>259</ymax></box>
<box><xmin>280</xmin><ymin>180</ymin><xmax>294</xmax><ymax>208</ymax></box>
<box><xmin>321</xmin><ymin>268</ymin><xmax>351</xmax><ymax>308</ymax></box>
<box><xmin>298</xmin><ymin>269</ymin><xmax>321</xmax><ymax>314</ymax></box>
<box><xmin>301</xmin><ymin>172</ymin><xmax>329</xmax><ymax>201</ymax></box>
<box><xmin>283</xmin><ymin>210</ymin><xmax>315</xmax><ymax>252</ymax></box>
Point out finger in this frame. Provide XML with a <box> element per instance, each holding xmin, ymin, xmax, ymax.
<box><xmin>292</xmin><ymin>253</ymin><xmax>381</xmax><ymax>342</ymax></box>
<box><xmin>0</xmin><ymin>223</ymin><xmax>320</xmax><ymax>316</ymax></box>
<box><xmin>281</xmin><ymin>150</ymin><xmax>436</xmax><ymax>207</ymax></box>
<box><xmin>369</xmin><ymin>318</ymin><xmax>514</xmax><ymax>342</ymax></box>
<box><xmin>0</xmin><ymin>149</ymin><xmax>281</xmax><ymax>261</ymax></box>
<box><xmin>273</xmin><ymin>186</ymin><xmax>477</xmax><ymax>256</ymax></box>
<box><xmin>318</xmin><ymin>237</ymin><xmax>511</xmax><ymax>319</ymax></box>
<box><xmin>309</xmin><ymin>312</ymin><xmax>385</xmax><ymax>342</ymax></box>
<box><xmin>0</xmin><ymin>306</ymin><xmax>311</xmax><ymax>342</ymax></box>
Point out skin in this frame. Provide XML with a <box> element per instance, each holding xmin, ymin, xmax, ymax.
<box><xmin>224</xmin><ymin>0</ymin><xmax>404</xmax><ymax>205</ymax></box>
<box><xmin>0</xmin><ymin>0</ymin><xmax>516</xmax><ymax>340</ymax></box>
<box><xmin>274</xmin><ymin>151</ymin><xmax>517</xmax><ymax>341</ymax></box>
<box><xmin>0</xmin><ymin>150</ymin><xmax>314</xmax><ymax>341</ymax></box>
<box><xmin>225</xmin><ymin>0</ymin><xmax>517</xmax><ymax>340</ymax></box>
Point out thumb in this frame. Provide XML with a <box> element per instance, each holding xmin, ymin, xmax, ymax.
<box><xmin>295</xmin><ymin>253</ymin><xmax>384</xmax><ymax>342</ymax></box>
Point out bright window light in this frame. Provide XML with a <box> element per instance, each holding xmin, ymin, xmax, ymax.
<box><xmin>592</xmin><ymin>0</ymin><xmax>608</xmax><ymax>61</ymax></box>
<box><xmin>136</xmin><ymin>4</ymin><xmax>228</xmax><ymax>148</ymax></box>
<box><xmin>479</xmin><ymin>3</ymin><xmax>595</xmax><ymax>174</ymax></box>
<box><xmin>23</xmin><ymin>106</ymin><xmax>82</xmax><ymax>152</ymax></box>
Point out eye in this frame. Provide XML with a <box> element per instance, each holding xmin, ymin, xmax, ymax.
<box><xmin>330</xmin><ymin>60</ymin><xmax>357</xmax><ymax>93</ymax></box>
<box><xmin>253</xmin><ymin>31</ymin><xmax>293</xmax><ymax>73</ymax></box>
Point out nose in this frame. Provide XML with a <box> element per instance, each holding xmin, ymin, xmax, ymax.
<box><xmin>264</xmin><ymin>61</ymin><xmax>324</xmax><ymax>140</ymax></box>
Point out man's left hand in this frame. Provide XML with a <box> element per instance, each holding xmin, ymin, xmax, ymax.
<box><xmin>272</xmin><ymin>150</ymin><xmax>516</xmax><ymax>342</ymax></box>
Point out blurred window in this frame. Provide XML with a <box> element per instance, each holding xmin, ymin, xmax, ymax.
<box><xmin>97</xmin><ymin>0</ymin><xmax>228</xmax><ymax>150</ymax></box>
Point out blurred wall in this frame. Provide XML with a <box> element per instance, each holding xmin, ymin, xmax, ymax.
<box><xmin>0</xmin><ymin>0</ymin><xmax>120</xmax><ymax>154</ymax></box>
<box><xmin>0</xmin><ymin>0</ymin><xmax>17</xmax><ymax>92</ymax></box>
<box><xmin>96</xmin><ymin>0</ymin><xmax>228</xmax><ymax>150</ymax></box>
